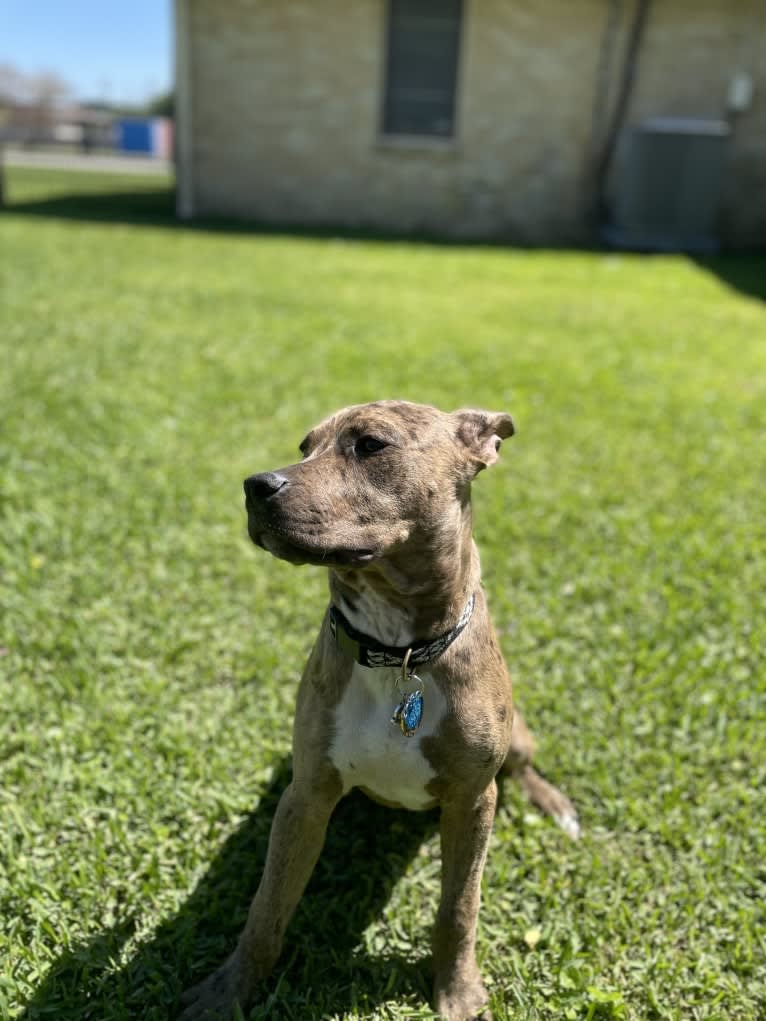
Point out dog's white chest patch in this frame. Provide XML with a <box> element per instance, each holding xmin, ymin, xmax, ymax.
<box><xmin>329</xmin><ymin>664</ymin><xmax>445</xmax><ymax>810</ymax></box>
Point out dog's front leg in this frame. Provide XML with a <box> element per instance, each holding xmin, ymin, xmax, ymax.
<box><xmin>179</xmin><ymin>777</ymin><xmax>340</xmax><ymax>1020</ymax></box>
<box><xmin>432</xmin><ymin>780</ymin><xmax>497</xmax><ymax>1021</ymax></box>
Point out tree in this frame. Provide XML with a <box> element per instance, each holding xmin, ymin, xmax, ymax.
<box><xmin>145</xmin><ymin>90</ymin><xmax>174</xmax><ymax>118</ymax></box>
<box><xmin>0</xmin><ymin>63</ymin><xmax>72</xmax><ymax>109</ymax></box>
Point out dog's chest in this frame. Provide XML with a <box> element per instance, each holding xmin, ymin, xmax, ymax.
<box><xmin>329</xmin><ymin>663</ymin><xmax>445</xmax><ymax>811</ymax></box>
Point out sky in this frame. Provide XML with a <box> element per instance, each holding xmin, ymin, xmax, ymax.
<box><xmin>2</xmin><ymin>0</ymin><xmax>172</xmax><ymax>105</ymax></box>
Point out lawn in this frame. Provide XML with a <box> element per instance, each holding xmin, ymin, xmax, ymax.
<box><xmin>1</xmin><ymin>166</ymin><xmax>765</xmax><ymax>1021</ymax></box>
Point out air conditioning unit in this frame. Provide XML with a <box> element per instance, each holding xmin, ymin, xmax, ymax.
<box><xmin>603</xmin><ymin>117</ymin><xmax>730</xmax><ymax>252</ymax></box>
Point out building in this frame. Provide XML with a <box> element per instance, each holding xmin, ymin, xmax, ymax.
<box><xmin>174</xmin><ymin>0</ymin><xmax>766</xmax><ymax>248</ymax></box>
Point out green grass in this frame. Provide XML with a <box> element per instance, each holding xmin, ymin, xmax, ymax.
<box><xmin>1</xmin><ymin>166</ymin><xmax>765</xmax><ymax>1021</ymax></box>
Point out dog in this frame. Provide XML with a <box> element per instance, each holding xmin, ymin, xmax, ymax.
<box><xmin>179</xmin><ymin>400</ymin><xmax>578</xmax><ymax>1021</ymax></box>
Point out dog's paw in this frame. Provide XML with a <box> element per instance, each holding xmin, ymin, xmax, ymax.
<box><xmin>434</xmin><ymin>977</ymin><xmax>492</xmax><ymax>1021</ymax></box>
<box><xmin>178</xmin><ymin>954</ymin><xmax>248</xmax><ymax>1021</ymax></box>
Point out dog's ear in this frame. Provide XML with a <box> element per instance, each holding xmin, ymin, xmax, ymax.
<box><xmin>452</xmin><ymin>409</ymin><xmax>515</xmax><ymax>473</ymax></box>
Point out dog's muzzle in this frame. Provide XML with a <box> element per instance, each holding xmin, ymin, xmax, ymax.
<box><xmin>243</xmin><ymin>469</ymin><xmax>376</xmax><ymax>566</ymax></box>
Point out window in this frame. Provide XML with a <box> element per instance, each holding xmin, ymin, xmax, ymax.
<box><xmin>382</xmin><ymin>0</ymin><xmax>463</xmax><ymax>139</ymax></box>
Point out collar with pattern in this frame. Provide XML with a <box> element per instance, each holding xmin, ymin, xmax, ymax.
<box><xmin>329</xmin><ymin>593</ymin><xmax>476</xmax><ymax>669</ymax></box>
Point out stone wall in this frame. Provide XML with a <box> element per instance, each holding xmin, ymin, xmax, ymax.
<box><xmin>177</xmin><ymin>0</ymin><xmax>766</xmax><ymax>246</ymax></box>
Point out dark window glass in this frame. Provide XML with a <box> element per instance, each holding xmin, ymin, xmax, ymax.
<box><xmin>382</xmin><ymin>0</ymin><xmax>463</xmax><ymax>138</ymax></box>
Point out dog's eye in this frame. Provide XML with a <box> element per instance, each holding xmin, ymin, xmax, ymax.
<box><xmin>355</xmin><ymin>435</ymin><xmax>388</xmax><ymax>457</ymax></box>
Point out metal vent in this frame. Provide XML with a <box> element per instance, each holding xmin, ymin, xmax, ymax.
<box><xmin>604</xmin><ymin>118</ymin><xmax>730</xmax><ymax>252</ymax></box>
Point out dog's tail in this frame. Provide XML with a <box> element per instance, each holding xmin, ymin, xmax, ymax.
<box><xmin>501</xmin><ymin>709</ymin><xmax>581</xmax><ymax>840</ymax></box>
<box><xmin>514</xmin><ymin>764</ymin><xmax>581</xmax><ymax>840</ymax></box>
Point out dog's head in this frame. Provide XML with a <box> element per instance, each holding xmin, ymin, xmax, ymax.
<box><xmin>244</xmin><ymin>400</ymin><xmax>513</xmax><ymax>569</ymax></box>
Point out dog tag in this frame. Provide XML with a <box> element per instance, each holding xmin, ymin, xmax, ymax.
<box><xmin>391</xmin><ymin>689</ymin><xmax>424</xmax><ymax>737</ymax></box>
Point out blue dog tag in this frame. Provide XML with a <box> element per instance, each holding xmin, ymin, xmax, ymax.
<box><xmin>391</xmin><ymin>689</ymin><xmax>424</xmax><ymax>737</ymax></box>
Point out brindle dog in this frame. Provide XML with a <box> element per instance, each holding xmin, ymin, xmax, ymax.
<box><xmin>180</xmin><ymin>400</ymin><xmax>578</xmax><ymax>1021</ymax></box>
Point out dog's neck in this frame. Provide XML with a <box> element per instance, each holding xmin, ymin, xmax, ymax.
<box><xmin>329</xmin><ymin>506</ymin><xmax>478</xmax><ymax>647</ymax></box>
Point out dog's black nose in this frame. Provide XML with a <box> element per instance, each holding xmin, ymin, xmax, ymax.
<box><xmin>244</xmin><ymin>472</ymin><xmax>289</xmax><ymax>502</ymax></box>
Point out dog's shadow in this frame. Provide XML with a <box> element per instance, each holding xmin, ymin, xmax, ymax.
<box><xmin>19</xmin><ymin>758</ymin><xmax>442</xmax><ymax>1021</ymax></box>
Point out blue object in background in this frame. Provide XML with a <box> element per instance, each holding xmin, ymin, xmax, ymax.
<box><xmin>118</xmin><ymin>119</ymin><xmax>153</xmax><ymax>154</ymax></box>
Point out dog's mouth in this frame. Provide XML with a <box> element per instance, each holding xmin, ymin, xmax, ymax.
<box><xmin>248</xmin><ymin>519</ymin><xmax>376</xmax><ymax>568</ymax></box>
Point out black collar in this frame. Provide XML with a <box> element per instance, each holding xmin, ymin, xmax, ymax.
<box><xmin>329</xmin><ymin>594</ymin><xmax>475</xmax><ymax>669</ymax></box>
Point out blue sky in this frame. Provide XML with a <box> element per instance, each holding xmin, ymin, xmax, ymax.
<box><xmin>2</xmin><ymin>0</ymin><xmax>172</xmax><ymax>104</ymax></box>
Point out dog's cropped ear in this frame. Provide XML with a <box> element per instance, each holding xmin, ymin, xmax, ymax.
<box><xmin>452</xmin><ymin>409</ymin><xmax>515</xmax><ymax>473</ymax></box>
